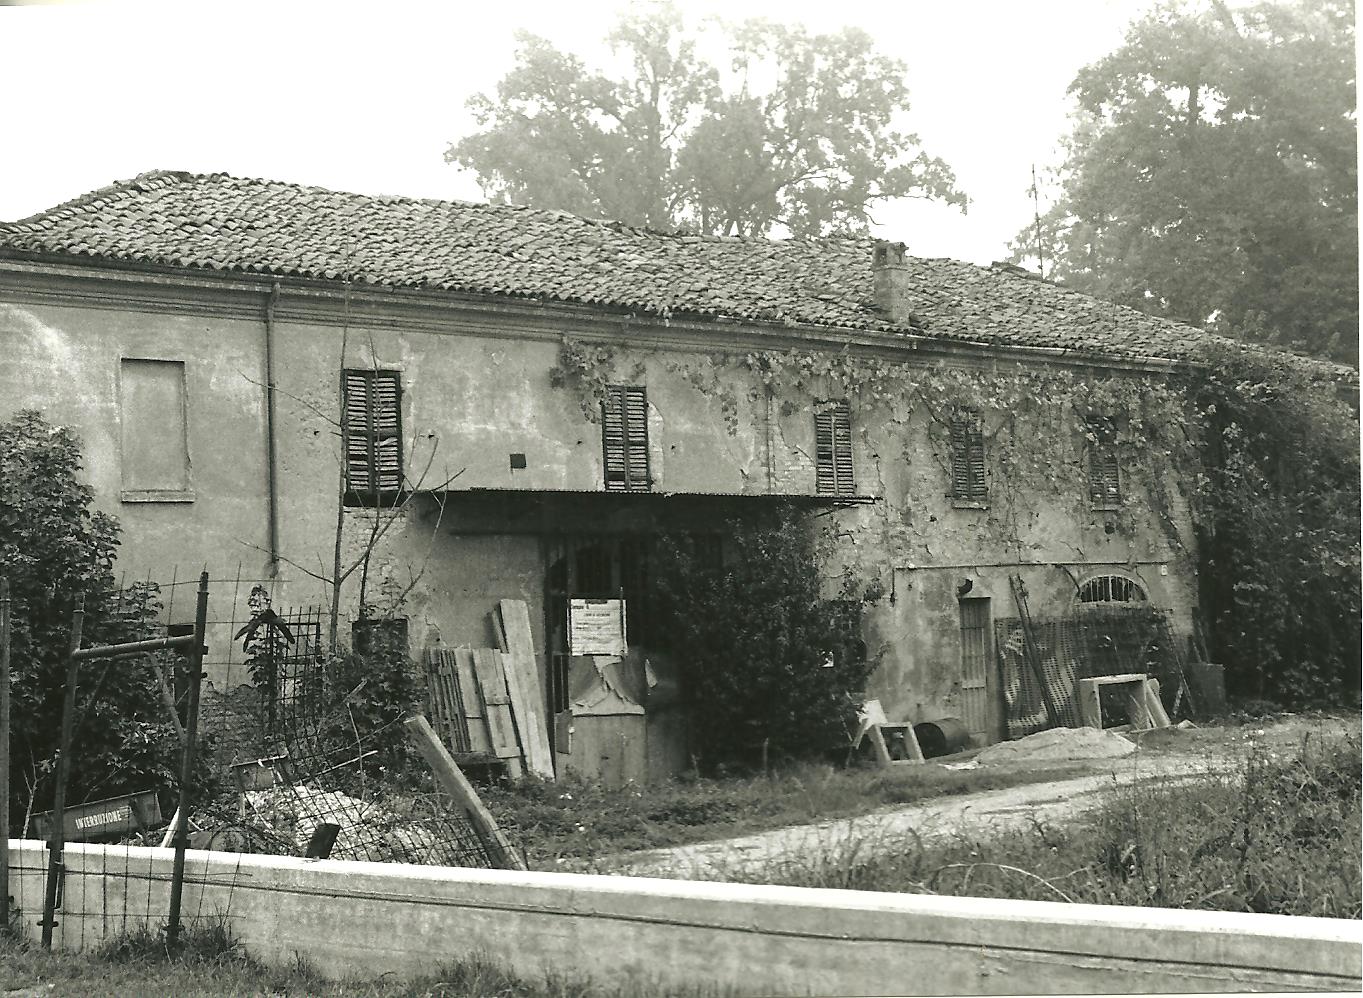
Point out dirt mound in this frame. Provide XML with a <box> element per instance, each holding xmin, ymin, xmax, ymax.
<box><xmin>975</xmin><ymin>726</ymin><xmax>1136</xmax><ymax>766</ymax></box>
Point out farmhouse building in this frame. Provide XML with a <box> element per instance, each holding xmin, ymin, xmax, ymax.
<box><xmin>1</xmin><ymin>171</ymin><xmax>1215</xmax><ymax>770</ymax></box>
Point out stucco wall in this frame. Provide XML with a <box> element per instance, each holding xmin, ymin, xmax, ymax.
<box><xmin>7</xmin><ymin>840</ymin><xmax>1359</xmax><ymax>993</ymax></box>
<box><xmin>0</xmin><ymin>275</ymin><xmax>1202</xmax><ymax>746</ymax></box>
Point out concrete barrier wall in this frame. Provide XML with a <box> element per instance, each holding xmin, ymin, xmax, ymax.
<box><xmin>7</xmin><ymin>840</ymin><xmax>1361</xmax><ymax>995</ymax></box>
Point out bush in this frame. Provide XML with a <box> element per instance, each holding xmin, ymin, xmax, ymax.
<box><xmin>1193</xmin><ymin>347</ymin><xmax>1361</xmax><ymax>707</ymax></box>
<box><xmin>316</xmin><ymin>620</ymin><xmax>422</xmax><ymax>779</ymax></box>
<box><xmin>650</xmin><ymin>508</ymin><xmax>875</xmax><ymax>769</ymax></box>
<box><xmin>0</xmin><ymin>411</ymin><xmax>187</xmax><ymax>822</ymax></box>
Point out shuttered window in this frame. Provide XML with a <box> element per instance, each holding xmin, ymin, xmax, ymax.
<box><xmin>1087</xmin><ymin>418</ymin><xmax>1121</xmax><ymax>507</ymax></box>
<box><xmin>602</xmin><ymin>385</ymin><xmax>650</xmax><ymax>492</ymax></box>
<box><xmin>814</xmin><ymin>400</ymin><xmax>855</xmax><ymax>496</ymax></box>
<box><xmin>949</xmin><ymin>412</ymin><xmax>988</xmax><ymax>504</ymax></box>
<box><xmin>343</xmin><ymin>369</ymin><xmax>403</xmax><ymax>497</ymax></box>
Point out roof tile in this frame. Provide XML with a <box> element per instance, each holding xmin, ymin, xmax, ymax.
<box><xmin>0</xmin><ymin>169</ymin><xmax>1312</xmax><ymax>368</ymax></box>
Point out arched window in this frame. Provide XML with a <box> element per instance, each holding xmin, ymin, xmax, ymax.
<box><xmin>1075</xmin><ymin>574</ymin><xmax>1147</xmax><ymax>606</ymax></box>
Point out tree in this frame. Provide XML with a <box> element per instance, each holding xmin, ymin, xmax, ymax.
<box><xmin>1191</xmin><ymin>346</ymin><xmax>1360</xmax><ymax>706</ymax></box>
<box><xmin>448</xmin><ymin>5</ymin><xmax>963</xmax><ymax>237</ymax></box>
<box><xmin>650</xmin><ymin>509</ymin><xmax>875</xmax><ymax>768</ymax></box>
<box><xmin>1011</xmin><ymin>0</ymin><xmax>1357</xmax><ymax>363</ymax></box>
<box><xmin>0</xmin><ymin>411</ymin><xmax>185</xmax><ymax>821</ymax></box>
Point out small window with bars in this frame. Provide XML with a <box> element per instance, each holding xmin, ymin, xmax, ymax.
<box><xmin>343</xmin><ymin>369</ymin><xmax>403</xmax><ymax>498</ymax></box>
<box><xmin>1076</xmin><ymin>574</ymin><xmax>1147</xmax><ymax>605</ymax></box>
<box><xmin>948</xmin><ymin>411</ymin><xmax>988</xmax><ymax>505</ymax></box>
<box><xmin>1086</xmin><ymin>418</ymin><xmax>1121</xmax><ymax>507</ymax></box>
<box><xmin>602</xmin><ymin>385</ymin><xmax>650</xmax><ymax>492</ymax></box>
<box><xmin>814</xmin><ymin>400</ymin><xmax>855</xmax><ymax>496</ymax></box>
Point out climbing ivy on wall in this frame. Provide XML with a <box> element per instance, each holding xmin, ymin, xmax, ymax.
<box><xmin>550</xmin><ymin>334</ymin><xmax>1200</xmax><ymax>555</ymax></box>
<box><xmin>549</xmin><ymin>334</ymin><xmax>1360</xmax><ymax>706</ymax></box>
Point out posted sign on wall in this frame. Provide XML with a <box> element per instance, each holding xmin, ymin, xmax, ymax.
<box><xmin>568</xmin><ymin>598</ymin><xmax>627</xmax><ymax>656</ymax></box>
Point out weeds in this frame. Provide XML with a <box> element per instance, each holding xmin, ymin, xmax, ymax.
<box><xmin>482</xmin><ymin>757</ymin><xmax>1088</xmax><ymax>866</ymax></box>
<box><xmin>668</xmin><ymin>734</ymin><xmax>1361</xmax><ymax>918</ymax></box>
<box><xmin>0</xmin><ymin>933</ymin><xmax>733</xmax><ymax>997</ymax></box>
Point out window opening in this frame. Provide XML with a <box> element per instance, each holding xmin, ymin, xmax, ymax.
<box><xmin>1087</xmin><ymin>418</ymin><xmax>1121</xmax><ymax>507</ymax></box>
<box><xmin>1076</xmin><ymin>575</ymin><xmax>1147</xmax><ymax>605</ymax></box>
<box><xmin>949</xmin><ymin>411</ymin><xmax>988</xmax><ymax>504</ymax></box>
<box><xmin>602</xmin><ymin>385</ymin><xmax>650</xmax><ymax>492</ymax></box>
<box><xmin>815</xmin><ymin>400</ymin><xmax>855</xmax><ymax>496</ymax></box>
<box><xmin>343</xmin><ymin>369</ymin><xmax>403</xmax><ymax>498</ymax></box>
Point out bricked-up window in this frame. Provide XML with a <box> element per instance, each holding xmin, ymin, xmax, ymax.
<box><xmin>343</xmin><ymin>369</ymin><xmax>403</xmax><ymax>497</ymax></box>
<box><xmin>602</xmin><ymin>385</ymin><xmax>650</xmax><ymax>492</ymax></box>
<box><xmin>949</xmin><ymin>411</ymin><xmax>988</xmax><ymax>504</ymax></box>
<box><xmin>1087</xmin><ymin>418</ymin><xmax>1121</xmax><ymax>507</ymax></box>
<box><xmin>120</xmin><ymin>358</ymin><xmax>192</xmax><ymax>500</ymax></box>
<box><xmin>814</xmin><ymin>400</ymin><xmax>855</xmax><ymax>496</ymax></box>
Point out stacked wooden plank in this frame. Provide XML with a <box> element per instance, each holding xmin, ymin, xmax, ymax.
<box><xmin>422</xmin><ymin>600</ymin><xmax>553</xmax><ymax>780</ymax></box>
<box><xmin>492</xmin><ymin>600</ymin><xmax>554</xmax><ymax>780</ymax></box>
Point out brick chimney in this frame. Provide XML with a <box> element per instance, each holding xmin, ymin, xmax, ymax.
<box><xmin>873</xmin><ymin>240</ymin><xmax>909</xmax><ymax>322</ymax></box>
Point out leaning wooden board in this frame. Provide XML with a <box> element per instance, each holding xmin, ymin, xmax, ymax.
<box><xmin>471</xmin><ymin>647</ymin><xmax>523</xmax><ymax>778</ymax></box>
<box><xmin>493</xmin><ymin>600</ymin><xmax>554</xmax><ymax>779</ymax></box>
<box><xmin>452</xmin><ymin>648</ymin><xmax>492</xmax><ymax>755</ymax></box>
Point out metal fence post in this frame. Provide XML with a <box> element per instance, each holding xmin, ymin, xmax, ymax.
<box><xmin>41</xmin><ymin>595</ymin><xmax>84</xmax><ymax>949</ymax></box>
<box><xmin>166</xmin><ymin>572</ymin><xmax>208</xmax><ymax>948</ymax></box>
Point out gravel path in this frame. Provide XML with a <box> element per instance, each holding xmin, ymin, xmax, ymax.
<box><xmin>612</xmin><ymin>715</ymin><xmax>1358</xmax><ymax>880</ymax></box>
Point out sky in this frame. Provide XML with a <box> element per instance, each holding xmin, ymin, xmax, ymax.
<box><xmin>0</xmin><ymin>0</ymin><xmax>1158</xmax><ymax>265</ymax></box>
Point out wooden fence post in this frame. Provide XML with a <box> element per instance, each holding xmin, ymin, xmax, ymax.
<box><xmin>166</xmin><ymin>572</ymin><xmax>208</xmax><ymax>948</ymax></box>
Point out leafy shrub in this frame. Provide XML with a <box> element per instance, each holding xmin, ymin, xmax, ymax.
<box><xmin>649</xmin><ymin>507</ymin><xmax>876</xmax><ymax>769</ymax></box>
<box><xmin>1193</xmin><ymin>346</ymin><xmax>1361</xmax><ymax>707</ymax></box>
<box><xmin>0</xmin><ymin>411</ymin><xmax>188</xmax><ymax>821</ymax></box>
<box><xmin>315</xmin><ymin>618</ymin><xmax>422</xmax><ymax>778</ymax></box>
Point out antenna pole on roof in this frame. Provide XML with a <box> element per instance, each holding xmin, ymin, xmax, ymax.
<box><xmin>1031</xmin><ymin>163</ymin><xmax>1046</xmax><ymax>280</ymax></box>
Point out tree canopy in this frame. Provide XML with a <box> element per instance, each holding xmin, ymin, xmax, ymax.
<box><xmin>447</xmin><ymin>6</ymin><xmax>963</xmax><ymax>238</ymax></box>
<box><xmin>1011</xmin><ymin>0</ymin><xmax>1357</xmax><ymax>363</ymax></box>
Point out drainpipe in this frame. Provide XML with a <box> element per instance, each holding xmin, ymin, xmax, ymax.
<box><xmin>264</xmin><ymin>283</ymin><xmax>281</xmax><ymax>577</ymax></box>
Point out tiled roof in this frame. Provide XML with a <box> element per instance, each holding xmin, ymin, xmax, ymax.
<box><xmin>0</xmin><ymin>170</ymin><xmax>1289</xmax><ymax>366</ymax></box>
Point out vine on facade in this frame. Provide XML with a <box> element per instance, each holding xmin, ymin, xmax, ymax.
<box><xmin>547</xmin><ymin>334</ymin><xmax>1359</xmax><ymax>705</ymax></box>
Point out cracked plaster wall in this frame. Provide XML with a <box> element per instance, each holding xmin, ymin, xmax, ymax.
<box><xmin>2</xmin><ymin>295</ymin><xmax>1200</xmax><ymax>741</ymax></box>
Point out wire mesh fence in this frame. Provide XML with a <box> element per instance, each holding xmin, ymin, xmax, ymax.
<box><xmin>6</xmin><ymin>565</ymin><xmax>504</xmax><ymax>907</ymax></box>
<box><xmin>996</xmin><ymin>604</ymin><xmax>1192</xmax><ymax>739</ymax></box>
<box><xmin>190</xmin><ymin>579</ymin><xmax>501</xmax><ymax>869</ymax></box>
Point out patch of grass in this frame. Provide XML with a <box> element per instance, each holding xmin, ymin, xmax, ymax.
<box><xmin>0</xmin><ymin>933</ymin><xmax>731</xmax><ymax>997</ymax></box>
<box><xmin>681</xmin><ymin>734</ymin><xmax>1362</xmax><ymax>918</ymax></box>
<box><xmin>482</xmin><ymin>758</ymin><xmax>1091</xmax><ymax>866</ymax></box>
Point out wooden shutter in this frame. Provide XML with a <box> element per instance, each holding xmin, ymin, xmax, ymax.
<box><xmin>950</xmin><ymin>413</ymin><xmax>987</xmax><ymax>502</ymax></box>
<box><xmin>343</xmin><ymin>369</ymin><xmax>403</xmax><ymax>496</ymax></box>
<box><xmin>1087</xmin><ymin>420</ymin><xmax>1120</xmax><ymax>506</ymax></box>
<box><xmin>603</xmin><ymin>385</ymin><xmax>650</xmax><ymax>492</ymax></box>
<box><xmin>815</xmin><ymin>401</ymin><xmax>854</xmax><ymax>496</ymax></box>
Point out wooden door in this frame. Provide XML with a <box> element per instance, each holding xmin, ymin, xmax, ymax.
<box><xmin>958</xmin><ymin>597</ymin><xmax>1000</xmax><ymax>744</ymax></box>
